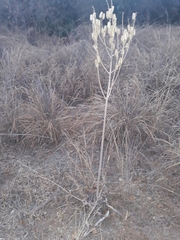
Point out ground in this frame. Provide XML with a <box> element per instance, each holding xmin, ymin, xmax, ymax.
<box><xmin>1</xmin><ymin>143</ymin><xmax>180</xmax><ymax>240</ymax></box>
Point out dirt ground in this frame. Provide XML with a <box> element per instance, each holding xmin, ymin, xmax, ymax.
<box><xmin>0</xmin><ymin>142</ymin><xmax>180</xmax><ymax>240</ymax></box>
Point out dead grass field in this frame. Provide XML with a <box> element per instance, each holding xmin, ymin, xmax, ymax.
<box><xmin>0</xmin><ymin>25</ymin><xmax>180</xmax><ymax>239</ymax></box>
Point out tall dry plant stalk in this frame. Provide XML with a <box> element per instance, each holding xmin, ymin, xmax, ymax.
<box><xmin>90</xmin><ymin>2</ymin><xmax>136</xmax><ymax>197</ymax></box>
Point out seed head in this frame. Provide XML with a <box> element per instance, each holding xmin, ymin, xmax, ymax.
<box><xmin>132</xmin><ymin>12</ymin><xmax>137</xmax><ymax>21</ymax></box>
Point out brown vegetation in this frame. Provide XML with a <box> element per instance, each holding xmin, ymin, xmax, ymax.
<box><xmin>0</xmin><ymin>24</ymin><xmax>180</xmax><ymax>239</ymax></box>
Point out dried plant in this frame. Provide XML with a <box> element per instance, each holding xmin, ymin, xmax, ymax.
<box><xmin>90</xmin><ymin>2</ymin><xmax>136</xmax><ymax>197</ymax></box>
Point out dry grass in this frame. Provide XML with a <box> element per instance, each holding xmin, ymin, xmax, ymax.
<box><xmin>0</xmin><ymin>25</ymin><xmax>180</xmax><ymax>239</ymax></box>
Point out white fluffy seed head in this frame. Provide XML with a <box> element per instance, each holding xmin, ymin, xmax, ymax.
<box><xmin>90</xmin><ymin>4</ymin><xmax>136</xmax><ymax>72</ymax></box>
<box><xmin>99</xmin><ymin>12</ymin><xmax>103</xmax><ymax>19</ymax></box>
<box><xmin>110</xmin><ymin>6</ymin><xmax>114</xmax><ymax>15</ymax></box>
<box><xmin>106</xmin><ymin>10</ymin><xmax>110</xmax><ymax>19</ymax></box>
<box><xmin>99</xmin><ymin>12</ymin><xmax>105</xmax><ymax>20</ymax></box>
<box><xmin>90</xmin><ymin>14</ymin><xmax>93</xmax><ymax>21</ymax></box>
<box><xmin>132</xmin><ymin>12</ymin><xmax>137</xmax><ymax>21</ymax></box>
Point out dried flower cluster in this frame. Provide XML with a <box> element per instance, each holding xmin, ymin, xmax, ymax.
<box><xmin>90</xmin><ymin>6</ymin><xmax>136</xmax><ymax>76</ymax></box>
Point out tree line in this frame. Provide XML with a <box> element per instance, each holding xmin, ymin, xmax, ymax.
<box><xmin>0</xmin><ymin>0</ymin><xmax>179</xmax><ymax>36</ymax></box>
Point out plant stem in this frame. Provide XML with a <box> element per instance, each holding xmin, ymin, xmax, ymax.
<box><xmin>96</xmin><ymin>54</ymin><xmax>113</xmax><ymax>198</ymax></box>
